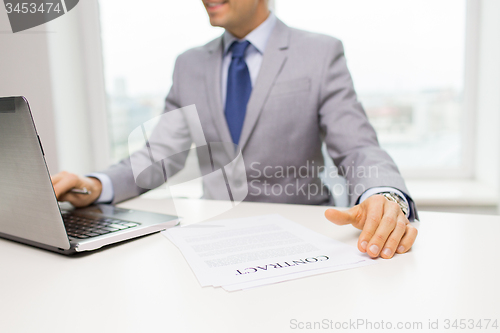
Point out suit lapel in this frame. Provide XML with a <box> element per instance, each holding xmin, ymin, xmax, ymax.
<box><xmin>203</xmin><ymin>20</ymin><xmax>291</xmax><ymax>155</ymax></box>
<box><xmin>238</xmin><ymin>19</ymin><xmax>290</xmax><ymax>151</ymax></box>
<box><xmin>204</xmin><ymin>37</ymin><xmax>235</xmax><ymax>158</ymax></box>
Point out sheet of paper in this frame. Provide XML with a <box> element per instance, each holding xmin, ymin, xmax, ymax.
<box><xmin>162</xmin><ymin>214</ymin><xmax>374</xmax><ymax>290</ymax></box>
<box><xmin>221</xmin><ymin>256</ymin><xmax>373</xmax><ymax>291</ymax></box>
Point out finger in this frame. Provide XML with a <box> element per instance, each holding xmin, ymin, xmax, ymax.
<box><xmin>357</xmin><ymin>196</ymin><xmax>385</xmax><ymax>252</ymax></box>
<box><xmin>59</xmin><ymin>191</ymin><xmax>93</xmax><ymax>207</ymax></box>
<box><xmin>50</xmin><ymin>171</ymin><xmax>67</xmax><ymax>185</ymax></box>
<box><xmin>366</xmin><ymin>200</ymin><xmax>400</xmax><ymax>257</ymax></box>
<box><xmin>379</xmin><ymin>214</ymin><xmax>408</xmax><ymax>259</ymax></box>
<box><xmin>396</xmin><ymin>223</ymin><xmax>418</xmax><ymax>254</ymax></box>
<box><xmin>52</xmin><ymin>173</ymin><xmax>80</xmax><ymax>199</ymax></box>
<box><xmin>324</xmin><ymin>207</ymin><xmax>359</xmax><ymax>226</ymax></box>
<box><xmin>58</xmin><ymin>192</ymin><xmax>78</xmax><ymax>203</ymax></box>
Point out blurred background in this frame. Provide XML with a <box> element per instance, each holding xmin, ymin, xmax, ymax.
<box><xmin>1</xmin><ymin>0</ymin><xmax>499</xmax><ymax>214</ymax></box>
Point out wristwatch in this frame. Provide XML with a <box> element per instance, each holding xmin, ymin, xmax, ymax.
<box><xmin>381</xmin><ymin>192</ymin><xmax>409</xmax><ymax>216</ymax></box>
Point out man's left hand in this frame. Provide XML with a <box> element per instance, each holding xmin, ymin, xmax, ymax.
<box><xmin>324</xmin><ymin>195</ymin><xmax>418</xmax><ymax>259</ymax></box>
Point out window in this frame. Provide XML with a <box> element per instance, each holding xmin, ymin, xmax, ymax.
<box><xmin>275</xmin><ymin>0</ymin><xmax>468</xmax><ymax>177</ymax></box>
<box><xmin>100</xmin><ymin>0</ymin><xmax>469</xmax><ymax>178</ymax></box>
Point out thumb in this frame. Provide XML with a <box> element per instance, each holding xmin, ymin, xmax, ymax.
<box><xmin>324</xmin><ymin>207</ymin><xmax>358</xmax><ymax>226</ymax></box>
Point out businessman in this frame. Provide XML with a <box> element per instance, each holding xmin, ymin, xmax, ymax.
<box><xmin>52</xmin><ymin>0</ymin><xmax>418</xmax><ymax>259</ymax></box>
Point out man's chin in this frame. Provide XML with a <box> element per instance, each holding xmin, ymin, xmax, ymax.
<box><xmin>208</xmin><ymin>17</ymin><xmax>226</xmax><ymax>28</ymax></box>
<box><xmin>208</xmin><ymin>12</ymin><xmax>233</xmax><ymax>28</ymax></box>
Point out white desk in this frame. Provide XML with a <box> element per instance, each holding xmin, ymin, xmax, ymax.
<box><xmin>1</xmin><ymin>198</ymin><xmax>499</xmax><ymax>333</ymax></box>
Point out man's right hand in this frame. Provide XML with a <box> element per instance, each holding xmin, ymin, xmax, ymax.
<box><xmin>51</xmin><ymin>171</ymin><xmax>103</xmax><ymax>207</ymax></box>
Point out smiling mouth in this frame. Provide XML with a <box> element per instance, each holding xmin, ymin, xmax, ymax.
<box><xmin>205</xmin><ymin>1</ymin><xmax>228</xmax><ymax>10</ymax></box>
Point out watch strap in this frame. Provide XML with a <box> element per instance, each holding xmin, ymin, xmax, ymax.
<box><xmin>381</xmin><ymin>192</ymin><xmax>409</xmax><ymax>216</ymax></box>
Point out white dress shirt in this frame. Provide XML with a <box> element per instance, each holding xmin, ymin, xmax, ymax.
<box><xmin>91</xmin><ymin>11</ymin><xmax>410</xmax><ymax>217</ymax></box>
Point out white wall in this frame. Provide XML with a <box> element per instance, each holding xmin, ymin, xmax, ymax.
<box><xmin>0</xmin><ymin>0</ymin><xmax>109</xmax><ymax>176</ymax></box>
<box><xmin>0</xmin><ymin>9</ymin><xmax>59</xmax><ymax>173</ymax></box>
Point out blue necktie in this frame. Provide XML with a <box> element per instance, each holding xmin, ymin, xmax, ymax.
<box><xmin>225</xmin><ymin>40</ymin><xmax>252</xmax><ymax>145</ymax></box>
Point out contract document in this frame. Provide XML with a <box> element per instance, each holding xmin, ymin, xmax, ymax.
<box><xmin>162</xmin><ymin>214</ymin><xmax>374</xmax><ymax>291</ymax></box>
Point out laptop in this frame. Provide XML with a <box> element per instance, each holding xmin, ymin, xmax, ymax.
<box><xmin>0</xmin><ymin>96</ymin><xmax>180</xmax><ymax>255</ymax></box>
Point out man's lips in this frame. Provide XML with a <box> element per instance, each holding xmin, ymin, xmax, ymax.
<box><xmin>205</xmin><ymin>1</ymin><xmax>228</xmax><ymax>12</ymax></box>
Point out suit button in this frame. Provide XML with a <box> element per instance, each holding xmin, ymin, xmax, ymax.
<box><xmin>234</xmin><ymin>180</ymin><xmax>243</xmax><ymax>187</ymax></box>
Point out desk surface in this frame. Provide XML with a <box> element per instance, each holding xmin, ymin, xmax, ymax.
<box><xmin>1</xmin><ymin>198</ymin><xmax>499</xmax><ymax>333</ymax></box>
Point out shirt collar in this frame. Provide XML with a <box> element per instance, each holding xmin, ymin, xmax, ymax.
<box><xmin>223</xmin><ymin>11</ymin><xmax>277</xmax><ymax>55</ymax></box>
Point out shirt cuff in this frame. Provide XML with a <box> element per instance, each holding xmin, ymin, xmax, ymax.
<box><xmin>358</xmin><ymin>187</ymin><xmax>410</xmax><ymax>218</ymax></box>
<box><xmin>87</xmin><ymin>173</ymin><xmax>114</xmax><ymax>204</ymax></box>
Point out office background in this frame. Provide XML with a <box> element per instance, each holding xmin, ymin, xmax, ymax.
<box><xmin>1</xmin><ymin>0</ymin><xmax>499</xmax><ymax>215</ymax></box>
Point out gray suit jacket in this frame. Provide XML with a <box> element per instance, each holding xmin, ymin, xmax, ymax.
<box><xmin>101</xmin><ymin>19</ymin><xmax>417</xmax><ymax>219</ymax></box>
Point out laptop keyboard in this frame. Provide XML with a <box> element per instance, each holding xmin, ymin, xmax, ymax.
<box><xmin>62</xmin><ymin>215</ymin><xmax>139</xmax><ymax>239</ymax></box>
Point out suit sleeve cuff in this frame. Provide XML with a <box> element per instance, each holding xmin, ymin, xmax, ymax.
<box><xmin>358</xmin><ymin>187</ymin><xmax>410</xmax><ymax>218</ymax></box>
<box><xmin>86</xmin><ymin>173</ymin><xmax>114</xmax><ymax>204</ymax></box>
